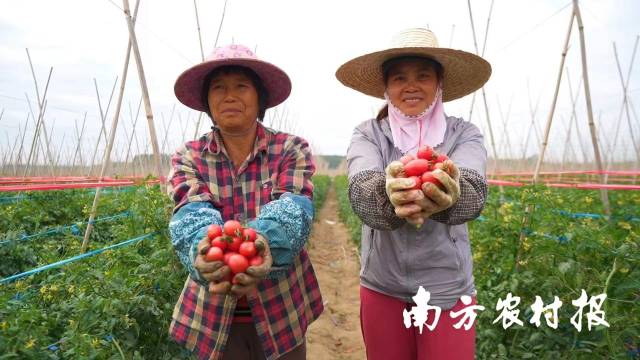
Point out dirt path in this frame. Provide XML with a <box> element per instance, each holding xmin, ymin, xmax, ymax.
<box><xmin>306</xmin><ymin>183</ymin><xmax>365</xmax><ymax>360</ymax></box>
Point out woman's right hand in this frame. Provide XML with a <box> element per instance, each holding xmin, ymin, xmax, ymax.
<box><xmin>385</xmin><ymin>161</ymin><xmax>425</xmax><ymax>225</ymax></box>
<box><xmin>195</xmin><ymin>236</ymin><xmax>232</xmax><ymax>294</ymax></box>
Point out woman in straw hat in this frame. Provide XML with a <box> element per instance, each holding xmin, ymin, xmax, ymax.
<box><xmin>168</xmin><ymin>43</ymin><xmax>323</xmax><ymax>360</ymax></box>
<box><xmin>336</xmin><ymin>28</ymin><xmax>491</xmax><ymax>359</ymax></box>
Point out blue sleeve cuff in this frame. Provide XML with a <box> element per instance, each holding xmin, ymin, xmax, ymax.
<box><xmin>248</xmin><ymin>193</ymin><xmax>313</xmax><ymax>278</ymax></box>
<box><xmin>169</xmin><ymin>201</ymin><xmax>223</xmax><ymax>285</ymax></box>
<box><xmin>281</xmin><ymin>192</ymin><xmax>314</xmax><ymax>222</ymax></box>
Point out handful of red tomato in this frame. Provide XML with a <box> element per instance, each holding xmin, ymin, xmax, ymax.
<box><xmin>203</xmin><ymin>220</ymin><xmax>264</xmax><ymax>284</ymax></box>
<box><xmin>398</xmin><ymin>145</ymin><xmax>453</xmax><ymax>191</ymax></box>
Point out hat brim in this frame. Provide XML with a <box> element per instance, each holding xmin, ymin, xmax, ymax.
<box><xmin>174</xmin><ymin>58</ymin><xmax>292</xmax><ymax>112</ymax></box>
<box><xmin>335</xmin><ymin>47</ymin><xmax>491</xmax><ymax>102</ymax></box>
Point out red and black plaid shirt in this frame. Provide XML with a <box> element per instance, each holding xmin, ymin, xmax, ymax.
<box><xmin>167</xmin><ymin>123</ymin><xmax>323</xmax><ymax>360</ymax></box>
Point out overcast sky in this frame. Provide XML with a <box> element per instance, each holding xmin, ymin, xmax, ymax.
<box><xmin>1</xmin><ymin>0</ymin><xmax>639</xmax><ymax>164</ymax></box>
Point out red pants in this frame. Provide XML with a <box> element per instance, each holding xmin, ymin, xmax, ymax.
<box><xmin>360</xmin><ymin>286</ymin><xmax>476</xmax><ymax>360</ymax></box>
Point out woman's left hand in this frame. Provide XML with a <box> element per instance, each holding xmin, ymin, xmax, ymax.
<box><xmin>229</xmin><ymin>235</ymin><xmax>273</xmax><ymax>297</ymax></box>
<box><xmin>409</xmin><ymin>160</ymin><xmax>461</xmax><ymax>225</ymax></box>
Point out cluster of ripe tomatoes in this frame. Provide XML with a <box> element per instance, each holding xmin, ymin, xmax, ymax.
<box><xmin>398</xmin><ymin>145</ymin><xmax>451</xmax><ymax>190</ymax></box>
<box><xmin>204</xmin><ymin>220</ymin><xmax>264</xmax><ymax>283</ymax></box>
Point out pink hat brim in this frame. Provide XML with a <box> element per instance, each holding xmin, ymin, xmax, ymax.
<box><xmin>174</xmin><ymin>58</ymin><xmax>292</xmax><ymax>112</ymax></box>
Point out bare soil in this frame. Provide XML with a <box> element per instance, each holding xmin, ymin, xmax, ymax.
<box><xmin>306</xmin><ymin>184</ymin><xmax>366</xmax><ymax>360</ymax></box>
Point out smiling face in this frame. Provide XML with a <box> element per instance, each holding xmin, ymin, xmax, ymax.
<box><xmin>384</xmin><ymin>57</ymin><xmax>441</xmax><ymax>116</ymax></box>
<box><xmin>207</xmin><ymin>70</ymin><xmax>260</xmax><ymax>133</ymax></box>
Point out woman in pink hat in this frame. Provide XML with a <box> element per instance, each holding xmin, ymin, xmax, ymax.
<box><xmin>336</xmin><ymin>28</ymin><xmax>491</xmax><ymax>359</ymax></box>
<box><xmin>167</xmin><ymin>44</ymin><xmax>323</xmax><ymax>360</ymax></box>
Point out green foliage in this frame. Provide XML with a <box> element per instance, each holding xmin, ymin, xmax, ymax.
<box><xmin>0</xmin><ymin>185</ymin><xmax>194</xmax><ymax>359</ymax></box>
<box><xmin>2</xmin><ymin>180</ymin><xmax>638</xmax><ymax>358</ymax></box>
<box><xmin>332</xmin><ymin>178</ymin><xmax>640</xmax><ymax>359</ymax></box>
<box><xmin>471</xmin><ymin>186</ymin><xmax>640</xmax><ymax>359</ymax></box>
<box><xmin>334</xmin><ymin>175</ymin><xmax>362</xmax><ymax>248</ymax></box>
<box><xmin>311</xmin><ymin>175</ymin><xmax>331</xmax><ymax>213</ymax></box>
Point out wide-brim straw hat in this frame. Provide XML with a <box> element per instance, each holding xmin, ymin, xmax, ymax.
<box><xmin>175</xmin><ymin>44</ymin><xmax>291</xmax><ymax>112</ymax></box>
<box><xmin>335</xmin><ymin>28</ymin><xmax>491</xmax><ymax>102</ymax></box>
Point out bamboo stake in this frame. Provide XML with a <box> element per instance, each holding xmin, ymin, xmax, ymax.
<box><xmin>466</xmin><ymin>0</ymin><xmax>501</xmax><ymax>181</ymax></box>
<box><xmin>613</xmin><ymin>40</ymin><xmax>640</xmax><ymax>162</ymax></box>
<box><xmin>193</xmin><ymin>0</ymin><xmax>228</xmax><ymax>139</ymax></box>
<box><xmin>497</xmin><ymin>94</ymin><xmax>514</xmax><ymax>163</ymax></box>
<box><xmin>448</xmin><ymin>24</ymin><xmax>456</xmax><ymax>48</ymax></box>
<box><xmin>607</xmin><ymin>39</ymin><xmax>638</xmax><ymax>169</ymax></box>
<box><xmin>521</xmin><ymin>81</ymin><xmax>539</xmax><ymax>167</ymax></box>
<box><xmin>466</xmin><ymin>0</ymin><xmax>493</xmax><ymax>123</ymax></box>
<box><xmin>532</xmin><ymin>11</ymin><xmax>574</xmax><ymax>182</ymax></box>
<box><xmin>628</xmin><ymin>98</ymin><xmax>640</xmax><ymax>183</ymax></box>
<box><xmin>23</xmin><ymin>61</ymin><xmax>55</xmax><ymax>177</ymax></box>
<box><xmin>565</xmin><ymin>69</ymin><xmax>588</xmax><ymax>163</ymax></box>
<box><xmin>192</xmin><ymin>0</ymin><xmax>206</xmax><ymax>140</ymax></box>
<box><xmin>13</xmin><ymin>117</ymin><xmax>29</xmax><ymax>176</ymax></box>
<box><xmin>7</xmin><ymin>125</ymin><xmax>21</xmax><ymax>175</ymax></box>
<box><xmin>573</xmin><ymin>0</ymin><xmax>610</xmax><ymax>215</ymax></box>
<box><xmin>0</xmin><ymin>132</ymin><xmax>11</xmax><ymax>173</ymax></box>
<box><xmin>517</xmin><ymin>9</ymin><xmax>575</xmax><ymax>272</ymax></box>
<box><xmin>596</xmin><ymin>111</ymin><xmax>613</xmax><ymax>168</ymax></box>
<box><xmin>23</xmin><ymin>75</ymin><xmax>52</xmax><ymax>179</ymax></box>
<box><xmin>26</xmin><ymin>50</ymin><xmax>56</xmax><ymax>176</ymax></box>
<box><xmin>124</xmin><ymin>98</ymin><xmax>142</xmax><ymax>174</ymax></box>
<box><xmin>71</xmin><ymin>113</ymin><xmax>87</xmax><ymax>173</ymax></box>
<box><xmin>160</xmin><ymin>104</ymin><xmax>176</xmax><ymax>154</ymax></box>
<box><xmin>7</xmin><ymin>130</ymin><xmax>21</xmax><ymax>172</ymax></box>
<box><xmin>561</xmin><ymin>103</ymin><xmax>577</xmax><ymax>172</ymax></box>
<box><xmin>54</xmin><ymin>133</ymin><xmax>66</xmax><ymax>174</ymax></box>
<box><xmin>81</xmin><ymin>0</ymin><xmax>141</xmax><ymax>253</ymax></box>
<box><xmin>88</xmin><ymin>77</ymin><xmax>118</xmax><ymax>176</ymax></box>
<box><xmin>560</xmin><ymin>114</ymin><xmax>578</xmax><ymax>172</ymax></box>
<box><xmin>193</xmin><ymin>0</ymin><xmax>205</xmax><ymax>61</ymax></box>
<box><xmin>122</xmin><ymin>0</ymin><xmax>164</xmax><ymax>182</ymax></box>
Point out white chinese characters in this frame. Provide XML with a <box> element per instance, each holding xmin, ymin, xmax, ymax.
<box><xmin>402</xmin><ymin>287</ymin><xmax>609</xmax><ymax>331</ymax></box>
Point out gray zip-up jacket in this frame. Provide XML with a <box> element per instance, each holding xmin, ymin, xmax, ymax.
<box><xmin>346</xmin><ymin>116</ymin><xmax>488</xmax><ymax>310</ymax></box>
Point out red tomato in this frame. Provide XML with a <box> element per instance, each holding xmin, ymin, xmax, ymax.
<box><xmin>435</xmin><ymin>153</ymin><xmax>449</xmax><ymax>163</ymax></box>
<box><xmin>409</xmin><ymin>176</ymin><xmax>422</xmax><ymax>190</ymax></box>
<box><xmin>228</xmin><ymin>254</ymin><xmax>249</xmax><ymax>274</ymax></box>
<box><xmin>224</xmin><ymin>251</ymin><xmax>238</xmax><ymax>265</ymax></box>
<box><xmin>210</xmin><ymin>236</ymin><xmax>227</xmax><ymax>251</ymax></box>
<box><xmin>404</xmin><ymin>159</ymin><xmax>430</xmax><ymax>177</ymax></box>
<box><xmin>421</xmin><ymin>172</ymin><xmax>444</xmax><ymax>190</ymax></box>
<box><xmin>223</xmin><ymin>220</ymin><xmax>243</xmax><ymax>237</ymax></box>
<box><xmin>242</xmin><ymin>228</ymin><xmax>257</xmax><ymax>242</ymax></box>
<box><xmin>399</xmin><ymin>154</ymin><xmax>415</xmax><ymax>165</ymax></box>
<box><xmin>238</xmin><ymin>241</ymin><xmax>257</xmax><ymax>258</ymax></box>
<box><xmin>227</xmin><ymin>236</ymin><xmax>243</xmax><ymax>252</ymax></box>
<box><xmin>249</xmin><ymin>256</ymin><xmax>264</xmax><ymax>267</ymax></box>
<box><xmin>207</xmin><ymin>224</ymin><xmax>223</xmax><ymax>240</ymax></box>
<box><xmin>205</xmin><ymin>247</ymin><xmax>224</xmax><ymax>262</ymax></box>
<box><xmin>416</xmin><ymin>145</ymin><xmax>434</xmax><ymax>161</ymax></box>
<box><xmin>231</xmin><ymin>274</ymin><xmax>240</xmax><ymax>285</ymax></box>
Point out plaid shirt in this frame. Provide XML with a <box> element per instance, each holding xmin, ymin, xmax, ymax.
<box><xmin>167</xmin><ymin>123</ymin><xmax>324</xmax><ymax>360</ymax></box>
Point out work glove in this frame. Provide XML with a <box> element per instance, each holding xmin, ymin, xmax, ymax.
<box><xmin>195</xmin><ymin>234</ymin><xmax>273</xmax><ymax>296</ymax></box>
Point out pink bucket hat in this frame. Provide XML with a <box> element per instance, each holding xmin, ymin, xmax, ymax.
<box><xmin>174</xmin><ymin>44</ymin><xmax>292</xmax><ymax>112</ymax></box>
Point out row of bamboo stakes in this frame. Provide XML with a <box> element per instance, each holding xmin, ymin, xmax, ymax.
<box><xmin>0</xmin><ymin>0</ymin><xmax>638</xmax><ymax>255</ymax></box>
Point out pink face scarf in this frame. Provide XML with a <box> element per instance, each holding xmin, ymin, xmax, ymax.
<box><xmin>385</xmin><ymin>86</ymin><xmax>447</xmax><ymax>156</ymax></box>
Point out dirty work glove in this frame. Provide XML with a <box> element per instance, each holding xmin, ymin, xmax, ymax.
<box><xmin>385</xmin><ymin>161</ymin><xmax>426</xmax><ymax>225</ymax></box>
<box><xmin>196</xmin><ymin>235</ymin><xmax>273</xmax><ymax>296</ymax></box>
<box><xmin>418</xmin><ymin>160</ymin><xmax>461</xmax><ymax>223</ymax></box>
<box><xmin>230</xmin><ymin>235</ymin><xmax>273</xmax><ymax>297</ymax></box>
